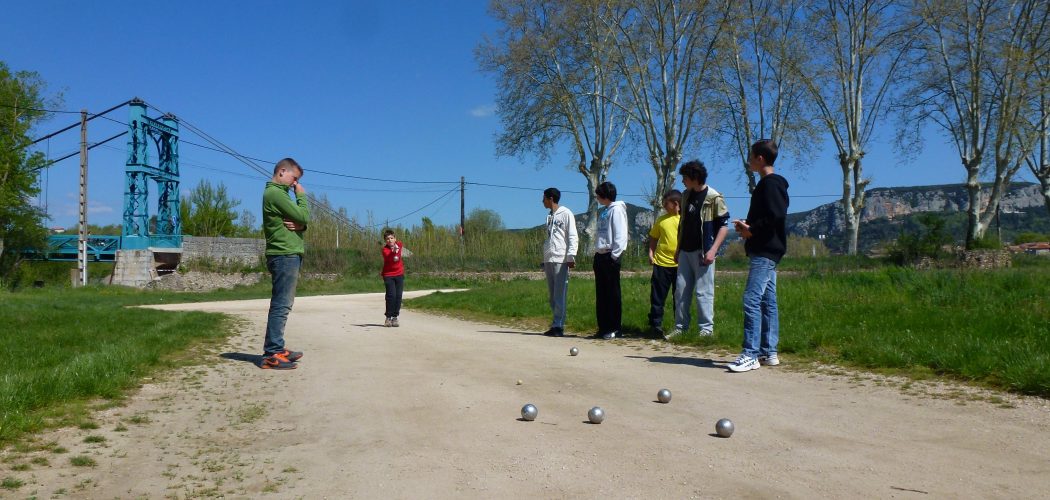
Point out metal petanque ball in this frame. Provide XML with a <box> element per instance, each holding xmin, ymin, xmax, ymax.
<box><xmin>570</xmin><ymin>347</ymin><xmax>579</xmax><ymax>356</ymax></box>
<box><xmin>587</xmin><ymin>406</ymin><xmax>605</xmax><ymax>424</ymax></box>
<box><xmin>657</xmin><ymin>388</ymin><xmax>672</xmax><ymax>403</ymax></box>
<box><xmin>715</xmin><ymin>418</ymin><xmax>735</xmax><ymax>437</ymax></box>
<box><xmin>521</xmin><ymin>404</ymin><xmax>538</xmax><ymax>421</ymax></box>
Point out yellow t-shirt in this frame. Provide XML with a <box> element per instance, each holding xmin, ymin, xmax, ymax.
<box><xmin>648</xmin><ymin>213</ymin><xmax>680</xmax><ymax>268</ymax></box>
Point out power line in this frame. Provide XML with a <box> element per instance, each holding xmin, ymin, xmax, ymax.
<box><xmin>22</xmin><ymin>100</ymin><xmax>132</xmax><ymax>148</ymax></box>
<box><xmin>0</xmin><ymin>102</ymin><xmax>84</xmax><ymax>114</ymax></box>
<box><xmin>30</xmin><ymin>131</ymin><xmax>128</xmax><ymax>172</ymax></box>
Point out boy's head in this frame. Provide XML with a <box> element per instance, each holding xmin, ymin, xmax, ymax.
<box><xmin>382</xmin><ymin>228</ymin><xmax>396</xmax><ymax>244</ymax></box>
<box><xmin>678</xmin><ymin>160</ymin><xmax>707</xmax><ymax>189</ymax></box>
<box><xmin>272</xmin><ymin>157</ymin><xmax>303</xmax><ymax>186</ymax></box>
<box><xmin>749</xmin><ymin>139</ymin><xmax>778</xmax><ymax>171</ymax></box>
<box><xmin>662</xmin><ymin>189</ymin><xmax>682</xmax><ymax>215</ymax></box>
<box><xmin>543</xmin><ymin>187</ymin><xmax>561</xmax><ymax>209</ymax></box>
<box><xmin>595</xmin><ymin>181</ymin><xmax>617</xmax><ymax>204</ymax></box>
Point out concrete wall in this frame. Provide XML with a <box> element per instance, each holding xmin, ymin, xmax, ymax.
<box><xmin>182</xmin><ymin>236</ymin><xmax>265</xmax><ymax>266</ymax></box>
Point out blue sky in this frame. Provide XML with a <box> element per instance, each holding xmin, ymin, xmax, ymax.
<box><xmin>4</xmin><ymin>0</ymin><xmax>1030</xmax><ymax>232</ymax></box>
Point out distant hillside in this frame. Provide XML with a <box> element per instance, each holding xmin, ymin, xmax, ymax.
<box><xmin>787</xmin><ymin>182</ymin><xmax>1050</xmax><ymax>253</ymax></box>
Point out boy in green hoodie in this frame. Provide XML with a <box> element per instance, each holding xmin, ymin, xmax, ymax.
<box><xmin>260</xmin><ymin>158</ymin><xmax>310</xmax><ymax>369</ymax></box>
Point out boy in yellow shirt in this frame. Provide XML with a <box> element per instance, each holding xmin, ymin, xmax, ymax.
<box><xmin>647</xmin><ymin>190</ymin><xmax>682</xmax><ymax>336</ymax></box>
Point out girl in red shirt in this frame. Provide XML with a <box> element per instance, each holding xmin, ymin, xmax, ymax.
<box><xmin>381</xmin><ymin>229</ymin><xmax>407</xmax><ymax>327</ymax></box>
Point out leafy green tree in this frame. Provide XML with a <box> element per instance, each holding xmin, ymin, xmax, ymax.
<box><xmin>465</xmin><ymin>208</ymin><xmax>505</xmax><ymax>236</ymax></box>
<box><xmin>0</xmin><ymin>62</ymin><xmax>57</xmax><ymax>283</ymax></box>
<box><xmin>180</xmin><ymin>180</ymin><xmax>240</xmax><ymax>236</ymax></box>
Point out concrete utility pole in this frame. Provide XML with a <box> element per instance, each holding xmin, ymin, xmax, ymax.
<box><xmin>460</xmin><ymin>176</ymin><xmax>466</xmax><ymax>240</ymax></box>
<box><xmin>77</xmin><ymin>110</ymin><xmax>89</xmax><ymax>287</ymax></box>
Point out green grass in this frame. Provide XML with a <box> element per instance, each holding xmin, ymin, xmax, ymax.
<box><xmin>409</xmin><ymin>267</ymin><xmax>1050</xmax><ymax>396</ymax></box>
<box><xmin>0</xmin><ymin>287</ymin><xmax>232</xmax><ymax>446</ymax></box>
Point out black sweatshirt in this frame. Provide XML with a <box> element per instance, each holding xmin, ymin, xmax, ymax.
<box><xmin>744</xmin><ymin>173</ymin><xmax>790</xmax><ymax>263</ymax></box>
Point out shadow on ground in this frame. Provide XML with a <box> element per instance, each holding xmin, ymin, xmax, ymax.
<box><xmin>625</xmin><ymin>355</ymin><xmax>724</xmax><ymax>369</ymax></box>
<box><xmin>220</xmin><ymin>352</ymin><xmax>264</xmax><ymax>366</ymax></box>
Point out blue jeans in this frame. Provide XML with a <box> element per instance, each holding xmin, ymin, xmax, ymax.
<box><xmin>674</xmin><ymin>250</ymin><xmax>715</xmax><ymax>333</ymax></box>
<box><xmin>384</xmin><ymin>274</ymin><xmax>404</xmax><ymax>317</ymax></box>
<box><xmin>264</xmin><ymin>254</ymin><xmax>301</xmax><ymax>355</ymax></box>
<box><xmin>742</xmin><ymin>256</ymin><xmax>779</xmax><ymax>358</ymax></box>
<box><xmin>544</xmin><ymin>262</ymin><xmax>570</xmax><ymax>328</ymax></box>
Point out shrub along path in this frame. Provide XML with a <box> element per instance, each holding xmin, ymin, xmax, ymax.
<box><xmin>3</xmin><ymin>291</ymin><xmax>1048</xmax><ymax>497</ymax></box>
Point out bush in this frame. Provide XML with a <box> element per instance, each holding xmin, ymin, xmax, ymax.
<box><xmin>888</xmin><ymin>213</ymin><xmax>952</xmax><ymax>265</ymax></box>
<box><xmin>1014</xmin><ymin>232</ymin><xmax>1050</xmax><ymax>244</ymax></box>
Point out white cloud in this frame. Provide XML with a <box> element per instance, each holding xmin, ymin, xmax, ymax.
<box><xmin>469</xmin><ymin>104</ymin><xmax>496</xmax><ymax>118</ymax></box>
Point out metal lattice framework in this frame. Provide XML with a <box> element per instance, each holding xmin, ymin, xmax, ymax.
<box><xmin>123</xmin><ymin>99</ymin><xmax>181</xmax><ymax>249</ymax></box>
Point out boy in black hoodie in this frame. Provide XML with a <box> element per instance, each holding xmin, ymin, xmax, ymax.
<box><xmin>729</xmin><ymin>140</ymin><xmax>789</xmax><ymax>372</ymax></box>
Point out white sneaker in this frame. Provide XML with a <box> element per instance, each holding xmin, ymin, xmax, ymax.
<box><xmin>698</xmin><ymin>330</ymin><xmax>713</xmax><ymax>337</ymax></box>
<box><xmin>384</xmin><ymin>317</ymin><xmax>392</xmax><ymax>327</ymax></box>
<box><xmin>728</xmin><ymin>354</ymin><xmax>760</xmax><ymax>372</ymax></box>
<box><xmin>759</xmin><ymin>353</ymin><xmax>780</xmax><ymax>366</ymax></box>
<box><xmin>663</xmin><ymin>328</ymin><xmax>684</xmax><ymax>341</ymax></box>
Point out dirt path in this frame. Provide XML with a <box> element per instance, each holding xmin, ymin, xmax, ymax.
<box><xmin>9</xmin><ymin>291</ymin><xmax>1050</xmax><ymax>499</ymax></box>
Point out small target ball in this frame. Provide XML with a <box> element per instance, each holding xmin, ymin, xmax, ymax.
<box><xmin>657</xmin><ymin>388</ymin><xmax>672</xmax><ymax>403</ymax></box>
<box><xmin>715</xmin><ymin>418</ymin><xmax>734</xmax><ymax>437</ymax></box>
<box><xmin>521</xmin><ymin>404</ymin><xmax>538</xmax><ymax>421</ymax></box>
<box><xmin>516</xmin><ymin>379</ymin><xmax>523</xmax><ymax>385</ymax></box>
<box><xmin>588</xmin><ymin>406</ymin><xmax>605</xmax><ymax>424</ymax></box>
<box><xmin>570</xmin><ymin>347</ymin><xmax>579</xmax><ymax>356</ymax></box>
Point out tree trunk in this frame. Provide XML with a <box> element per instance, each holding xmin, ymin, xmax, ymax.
<box><xmin>650</xmin><ymin>152</ymin><xmax>681</xmax><ymax>215</ymax></box>
<box><xmin>964</xmin><ymin>166</ymin><xmax>986</xmax><ymax>247</ymax></box>
<box><xmin>1039</xmin><ymin>174</ymin><xmax>1050</xmax><ymax>218</ymax></box>
<box><xmin>579</xmin><ymin>158</ymin><xmax>609</xmax><ymax>244</ymax></box>
<box><xmin>839</xmin><ymin>155</ymin><xmax>867</xmax><ymax>255</ymax></box>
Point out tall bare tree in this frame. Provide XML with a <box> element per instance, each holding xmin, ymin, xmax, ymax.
<box><xmin>608</xmin><ymin>0</ymin><xmax>733</xmax><ymax>213</ymax></box>
<box><xmin>1019</xmin><ymin>1</ymin><xmax>1050</xmax><ymax>216</ymax></box>
<box><xmin>478</xmin><ymin>0</ymin><xmax>632</xmax><ymax>239</ymax></box>
<box><xmin>791</xmin><ymin>0</ymin><xmax>916</xmax><ymax>255</ymax></box>
<box><xmin>906</xmin><ymin>0</ymin><xmax>1045</xmax><ymax>246</ymax></box>
<box><xmin>714</xmin><ymin>0</ymin><xmax>818</xmax><ymax>192</ymax></box>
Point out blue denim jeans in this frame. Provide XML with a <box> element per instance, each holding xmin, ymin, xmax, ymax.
<box><xmin>742</xmin><ymin>256</ymin><xmax>779</xmax><ymax>358</ymax></box>
<box><xmin>264</xmin><ymin>254</ymin><xmax>301</xmax><ymax>355</ymax></box>
<box><xmin>544</xmin><ymin>262</ymin><xmax>570</xmax><ymax>328</ymax></box>
<box><xmin>674</xmin><ymin>250</ymin><xmax>716</xmax><ymax>333</ymax></box>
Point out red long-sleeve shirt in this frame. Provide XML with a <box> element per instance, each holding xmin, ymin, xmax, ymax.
<box><xmin>381</xmin><ymin>241</ymin><xmax>405</xmax><ymax>277</ymax></box>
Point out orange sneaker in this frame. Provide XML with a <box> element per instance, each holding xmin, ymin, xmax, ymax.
<box><xmin>261</xmin><ymin>352</ymin><xmax>296</xmax><ymax>370</ymax></box>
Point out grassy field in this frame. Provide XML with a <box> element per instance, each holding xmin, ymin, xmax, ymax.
<box><xmin>409</xmin><ymin>266</ymin><xmax>1050</xmax><ymax>397</ymax></box>
<box><xmin>0</xmin><ymin>274</ymin><xmax>486</xmax><ymax>447</ymax></box>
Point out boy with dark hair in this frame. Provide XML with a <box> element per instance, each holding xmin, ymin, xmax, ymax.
<box><xmin>592</xmin><ymin>181</ymin><xmax>628</xmax><ymax>339</ymax></box>
<box><xmin>260</xmin><ymin>157</ymin><xmax>309</xmax><ymax>370</ymax></box>
<box><xmin>666</xmin><ymin>160</ymin><xmax>730</xmax><ymax>340</ymax></box>
<box><xmin>647</xmin><ymin>190</ymin><xmax>682</xmax><ymax>336</ymax></box>
<box><xmin>541</xmin><ymin>187</ymin><xmax>578</xmax><ymax>337</ymax></box>
<box><xmin>729</xmin><ymin>139</ymin><xmax>789</xmax><ymax>372</ymax></box>
<box><xmin>381</xmin><ymin>228</ymin><xmax>408</xmax><ymax>327</ymax></box>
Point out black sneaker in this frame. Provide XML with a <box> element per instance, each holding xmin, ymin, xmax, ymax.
<box><xmin>602</xmin><ymin>331</ymin><xmax>619</xmax><ymax>340</ymax></box>
<box><xmin>589</xmin><ymin>332</ymin><xmax>605</xmax><ymax>339</ymax></box>
<box><xmin>543</xmin><ymin>327</ymin><xmax>564</xmax><ymax>337</ymax></box>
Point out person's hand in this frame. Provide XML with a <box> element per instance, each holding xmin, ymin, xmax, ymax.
<box><xmin>648</xmin><ymin>253</ymin><xmax>656</xmax><ymax>265</ymax></box>
<box><xmin>292</xmin><ymin>181</ymin><xmax>306</xmax><ymax>195</ymax></box>
<box><xmin>703</xmin><ymin>249</ymin><xmax>717</xmax><ymax>265</ymax></box>
<box><xmin>567</xmin><ymin>261</ymin><xmax>576</xmax><ymax>269</ymax></box>
<box><xmin>733</xmin><ymin>219</ymin><xmax>752</xmax><ymax>239</ymax></box>
<box><xmin>283</xmin><ymin>219</ymin><xmax>304</xmax><ymax>231</ymax></box>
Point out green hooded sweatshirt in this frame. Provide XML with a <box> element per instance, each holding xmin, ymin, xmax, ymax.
<box><xmin>262</xmin><ymin>181</ymin><xmax>310</xmax><ymax>255</ymax></box>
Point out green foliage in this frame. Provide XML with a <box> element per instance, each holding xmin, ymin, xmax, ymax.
<box><xmin>180</xmin><ymin>180</ymin><xmax>241</xmax><ymax>237</ymax></box>
<box><xmin>1013</xmin><ymin>232</ymin><xmax>1049</xmax><ymax>244</ymax></box>
<box><xmin>411</xmin><ymin>267</ymin><xmax>1050</xmax><ymax>396</ymax></box>
<box><xmin>464</xmin><ymin>208</ymin><xmax>505</xmax><ymax>234</ymax></box>
<box><xmin>969</xmin><ymin>234</ymin><xmax>1003</xmax><ymax>250</ymax></box>
<box><xmin>0</xmin><ymin>62</ymin><xmax>58</xmax><ymax>285</ymax></box>
<box><xmin>888</xmin><ymin>213</ymin><xmax>953</xmax><ymax>264</ymax></box>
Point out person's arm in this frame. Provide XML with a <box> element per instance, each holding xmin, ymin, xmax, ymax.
<box><xmin>648</xmin><ymin>237</ymin><xmax>659</xmax><ymax>264</ymax></box>
<box><xmin>565</xmin><ymin>211</ymin><xmax>578</xmax><ymax>267</ymax></box>
<box><xmin>271</xmin><ymin>183</ymin><xmax>310</xmax><ymax>227</ymax></box>
<box><xmin>705</xmin><ymin>225</ymin><xmax>729</xmax><ymax>264</ymax></box>
<box><xmin>610</xmin><ymin>205</ymin><xmax>629</xmax><ymax>260</ymax></box>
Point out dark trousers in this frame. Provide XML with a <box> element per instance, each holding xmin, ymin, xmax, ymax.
<box><xmin>593</xmin><ymin>252</ymin><xmax>622</xmax><ymax>334</ymax></box>
<box><xmin>648</xmin><ymin>264</ymin><xmax>678</xmax><ymax>328</ymax></box>
<box><xmin>384</xmin><ymin>274</ymin><xmax>404</xmax><ymax>317</ymax></box>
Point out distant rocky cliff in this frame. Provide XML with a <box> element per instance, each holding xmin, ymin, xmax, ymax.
<box><xmin>787</xmin><ymin>183</ymin><xmax>1049</xmax><ymax>252</ymax></box>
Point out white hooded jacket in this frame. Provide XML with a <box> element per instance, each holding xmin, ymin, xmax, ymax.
<box><xmin>595</xmin><ymin>200</ymin><xmax>628</xmax><ymax>260</ymax></box>
<box><xmin>543</xmin><ymin>205</ymin><xmax>579</xmax><ymax>263</ymax></box>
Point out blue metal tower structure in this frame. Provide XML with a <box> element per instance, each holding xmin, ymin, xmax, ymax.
<box><xmin>123</xmin><ymin>99</ymin><xmax>181</xmax><ymax>249</ymax></box>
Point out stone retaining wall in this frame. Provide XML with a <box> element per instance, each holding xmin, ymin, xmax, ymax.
<box><xmin>182</xmin><ymin>236</ymin><xmax>265</xmax><ymax>266</ymax></box>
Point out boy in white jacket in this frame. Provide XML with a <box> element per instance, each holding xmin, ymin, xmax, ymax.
<box><xmin>542</xmin><ymin>188</ymin><xmax>579</xmax><ymax>337</ymax></box>
<box><xmin>592</xmin><ymin>181</ymin><xmax>629</xmax><ymax>339</ymax></box>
